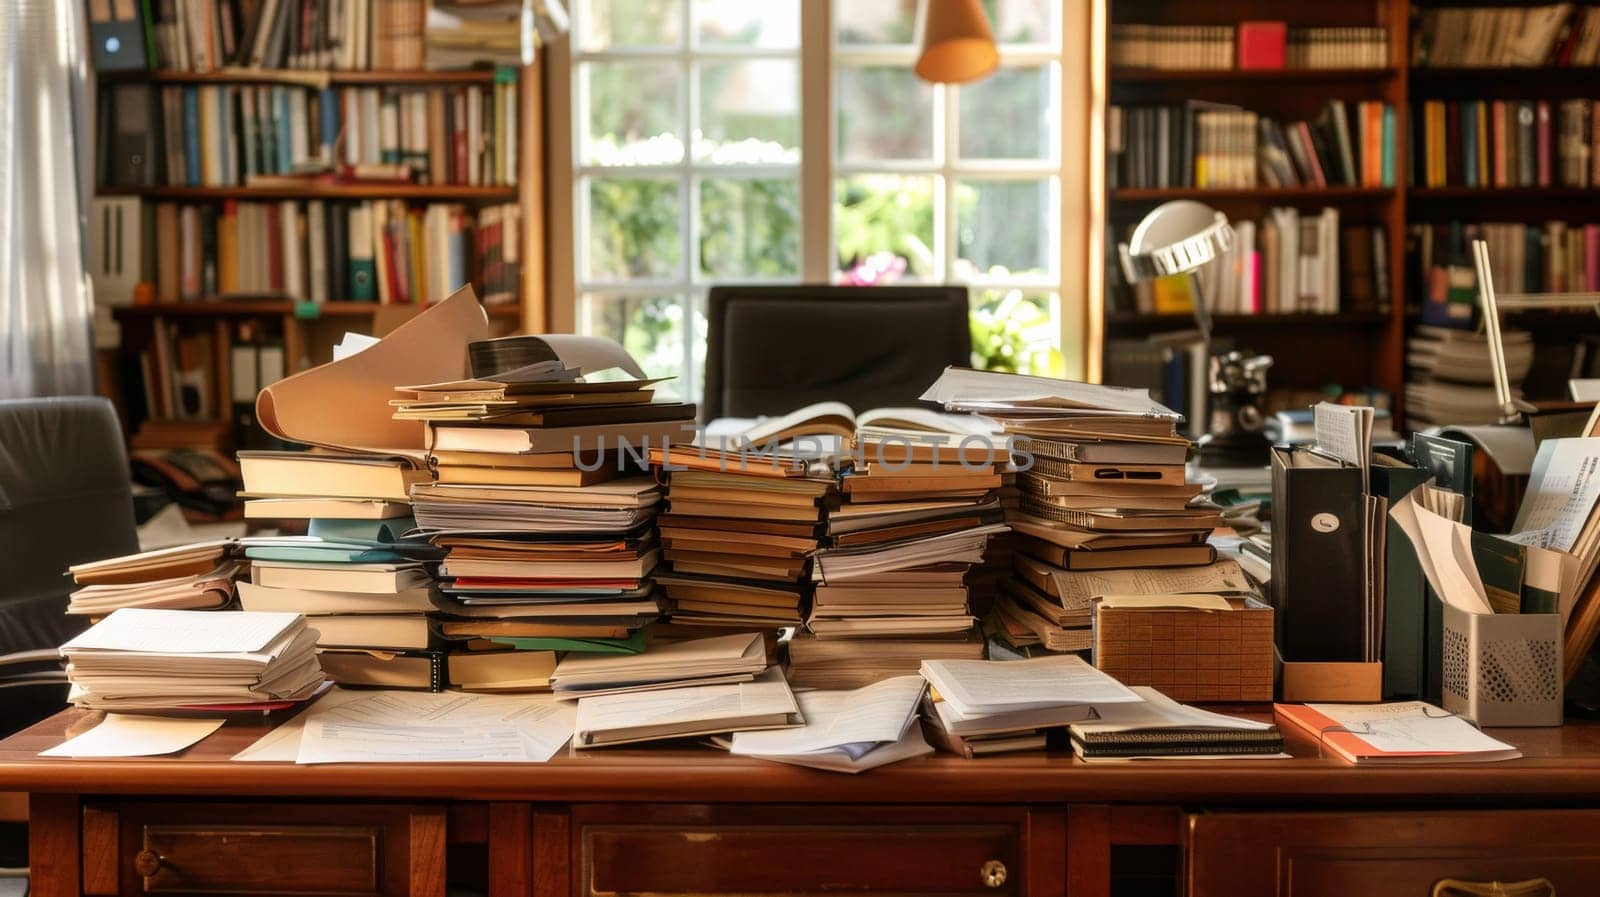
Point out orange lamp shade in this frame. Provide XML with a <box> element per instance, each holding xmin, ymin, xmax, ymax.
<box><xmin>914</xmin><ymin>0</ymin><xmax>1000</xmax><ymax>84</ymax></box>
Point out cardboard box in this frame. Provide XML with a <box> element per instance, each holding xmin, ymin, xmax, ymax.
<box><xmin>1092</xmin><ymin>595</ymin><xmax>1275</xmax><ymax>702</ymax></box>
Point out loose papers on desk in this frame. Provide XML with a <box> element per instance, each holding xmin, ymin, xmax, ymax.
<box><xmin>550</xmin><ymin>632</ymin><xmax>767</xmax><ymax>697</ymax></box>
<box><xmin>42</xmin><ymin>714</ymin><xmax>225</xmax><ymax>758</ymax></box>
<box><xmin>234</xmin><ymin>688</ymin><xmax>577</xmax><ymax>763</ymax></box>
<box><xmin>1508</xmin><ymin>437</ymin><xmax>1600</xmax><ymax>554</ymax></box>
<box><xmin>574</xmin><ymin>667</ymin><xmax>802</xmax><ymax>748</ymax></box>
<box><xmin>919</xmin><ymin>655</ymin><xmax>1140</xmax><ymax>736</ymax></box>
<box><xmin>727</xmin><ymin>676</ymin><xmax>928</xmax><ymax>773</ymax></box>
<box><xmin>1067</xmin><ymin>687</ymin><xmax>1284</xmax><ymax>761</ymax></box>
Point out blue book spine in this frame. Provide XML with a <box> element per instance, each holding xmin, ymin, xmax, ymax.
<box><xmin>276</xmin><ymin>88</ymin><xmax>293</xmax><ymax>175</ymax></box>
<box><xmin>1381</xmin><ymin>106</ymin><xmax>1396</xmax><ymax>188</ymax></box>
<box><xmin>182</xmin><ymin>88</ymin><xmax>200</xmax><ymax>187</ymax></box>
<box><xmin>1461</xmin><ymin>102</ymin><xmax>1477</xmax><ymax>189</ymax></box>
<box><xmin>319</xmin><ymin>87</ymin><xmax>339</xmax><ymax>165</ymax></box>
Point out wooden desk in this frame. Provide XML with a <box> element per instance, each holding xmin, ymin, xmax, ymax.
<box><xmin>7</xmin><ymin>709</ymin><xmax>1600</xmax><ymax>897</ymax></box>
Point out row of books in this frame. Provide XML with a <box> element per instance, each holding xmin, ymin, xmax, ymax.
<box><xmin>144</xmin><ymin>199</ymin><xmax>520</xmax><ymax>305</ymax></box>
<box><xmin>1412</xmin><ymin>98</ymin><xmax>1600</xmax><ymax>190</ymax></box>
<box><xmin>1108</xmin><ymin>100</ymin><xmax>1397</xmax><ymax>190</ymax></box>
<box><xmin>1110</xmin><ymin>23</ymin><xmax>1388</xmax><ymax>70</ymax></box>
<box><xmin>1112</xmin><ymin>209</ymin><xmax>1378</xmax><ymax>318</ymax></box>
<box><xmin>143</xmin><ymin>0</ymin><xmax>427</xmax><ymax>72</ymax></box>
<box><xmin>1410</xmin><ymin>220</ymin><xmax>1600</xmax><ymax>309</ymax></box>
<box><xmin>1411</xmin><ymin>4</ymin><xmax>1600</xmax><ymax>68</ymax></box>
<box><xmin>101</xmin><ymin>81</ymin><xmax>516</xmax><ymax>190</ymax></box>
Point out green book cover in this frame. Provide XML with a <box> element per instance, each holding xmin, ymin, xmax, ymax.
<box><xmin>1372</xmin><ymin>456</ymin><xmax>1431</xmax><ymax>700</ymax></box>
<box><xmin>243</xmin><ymin>545</ymin><xmax>407</xmax><ymax>564</ymax></box>
<box><xmin>1470</xmin><ymin>532</ymin><xmax>1526</xmax><ymax>615</ymax></box>
<box><xmin>308</xmin><ymin>517</ymin><xmax>418</xmax><ymax>543</ymax></box>
<box><xmin>487</xmin><ymin>631</ymin><xmax>649</xmax><ymax>655</ymax></box>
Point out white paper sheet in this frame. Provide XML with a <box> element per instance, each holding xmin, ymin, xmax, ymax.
<box><xmin>1307</xmin><ymin>701</ymin><xmax>1520</xmax><ymax>755</ymax></box>
<box><xmin>729</xmin><ymin>676</ymin><xmax>924</xmax><ymax>757</ymax></box>
<box><xmin>1507</xmin><ymin>437</ymin><xmax>1600</xmax><ymax>552</ymax></box>
<box><xmin>1389</xmin><ymin>490</ymin><xmax>1494</xmax><ymax>615</ymax></box>
<box><xmin>919</xmin><ymin>655</ymin><xmax>1141</xmax><ymax>716</ymax></box>
<box><xmin>61</xmin><ymin>608</ymin><xmax>303</xmax><ymax>655</ymax></box>
<box><xmin>42</xmin><ymin>714</ymin><xmax>224</xmax><ymax>758</ymax></box>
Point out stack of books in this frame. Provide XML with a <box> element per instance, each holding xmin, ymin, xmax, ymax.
<box><xmin>394</xmin><ymin>347</ymin><xmax>696</xmax><ymax>690</ymax></box>
<box><xmin>918</xmin><ymin>368</ymin><xmax>1222</xmax><ymax>657</ymax></box>
<box><xmin>66</xmin><ymin>541</ymin><xmax>239</xmax><ymax>616</ymax></box>
<box><xmin>796</xmin><ymin>408</ymin><xmax>1009</xmax><ymax>681</ymax></box>
<box><xmin>60</xmin><ymin>608</ymin><xmax>325</xmax><ymax>711</ymax></box>
<box><xmin>1068</xmin><ymin>687</ymin><xmax>1282</xmax><ymax>761</ymax></box>
<box><xmin>1406</xmin><ymin>326</ymin><xmax>1534</xmax><ymax>426</ymax></box>
<box><xmin>648</xmin><ymin>437</ymin><xmax>835</xmax><ymax>633</ymax></box>
<box><xmin>919</xmin><ymin>655</ymin><xmax>1141</xmax><ymax>758</ymax></box>
<box><xmin>554</xmin><ymin>633</ymin><xmax>803</xmax><ymax>747</ymax></box>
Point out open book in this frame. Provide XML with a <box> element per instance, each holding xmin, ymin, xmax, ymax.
<box><xmin>711</xmin><ymin>402</ymin><xmax>996</xmax><ymax>449</ymax></box>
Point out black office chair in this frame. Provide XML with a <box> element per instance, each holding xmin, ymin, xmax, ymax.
<box><xmin>702</xmin><ymin>285</ymin><xmax>972</xmax><ymax>421</ymax></box>
<box><xmin>0</xmin><ymin>396</ymin><xmax>139</xmax><ymax>724</ymax></box>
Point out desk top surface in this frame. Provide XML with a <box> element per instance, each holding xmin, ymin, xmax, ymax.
<box><xmin>7</xmin><ymin>708</ymin><xmax>1600</xmax><ymax>804</ymax></box>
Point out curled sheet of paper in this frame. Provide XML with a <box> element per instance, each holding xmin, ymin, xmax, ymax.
<box><xmin>257</xmin><ymin>286</ymin><xmax>487</xmax><ymax>452</ymax></box>
<box><xmin>1390</xmin><ymin>489</ymin><xmax>1494</xmax><ymax>615</ymax></box>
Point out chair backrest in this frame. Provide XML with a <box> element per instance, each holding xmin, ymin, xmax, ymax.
<box><xmin>702</xmin><ymin>285</ymin><xmax>972</xmax><ymax>420</ymax></box>
<box><xmin>0</xmin><ymin>397</ymin><xmax>138</xmax><ymax>657</ymax></box>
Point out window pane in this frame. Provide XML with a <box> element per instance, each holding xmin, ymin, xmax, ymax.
<box><xmin>835</xmin><ymin>175</ymin><xmax>936</xmax><ymax>281</ymax></box>
<box><xmin>694</xmin><ymin>0</ymin><xmax>798</xmax><ymax>47</ymax></box>
<box><xmin>983</xmin><ymin>0</ymin><xmax>1056</xmax><ymax>45</ymax></box>
<box><xmin>579</xmin><ymin>0</ymin><xmax>683</xmax><ymax>50</ymax></box>
<box><xmin>835</xmin><ymin>0</ymin><xmax>917</xmax><ymax>44</ymax></box>
<box><xmin>837</xmin><ymin>66</ymin><xmax>934</xmax><ymax>162</ymax></box>
<box><xmin>583</xmin><ymin>61</ymin><xmax>683</xmax><ymax>166</ymax></box>
<box><xmin>582</xmin><ymin>294</ymin><xmax>693</xmax><ymax>400</ymax></box>
<box><xmin>958</xmin><ymin>66</ymin><xmax>1051</xmax><ymax>160</ymax></box>
<box><xmin>695</xmin><ymin>60</ymin><xmax>800</xmax><ymax>164</ymax></box>
<box><xmin>699</xmin><ymin>178</ymin><xmax>800</xmax><ymax>278</ymax></box>
<box><xmin>955</xmin><ymin>179</ymin><xmax>1054</xmax><ymax>279</ymax></box>
<box><xmin>586</xmin><ymin>178</ymin><xmax>682</xmax><ymax>280</ymax></box>
<box><xmin>971</xmin><ymin>289</ymin><xmax>1063</xmax><ymax>376</ymax></box>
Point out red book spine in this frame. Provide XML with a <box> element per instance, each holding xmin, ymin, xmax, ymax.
<box><xmin>1237</xmin><ymin>21</ymin><xmax>1286</xmax><ymax>70</ymax></box>
<box><xmin>1537</xmin><ymin>101</ymin><xmax>1552</xmax><ymax>187</ymax></box>
<box><xmin>266</xmin><ymin>202</ymin><xmax>283</xmax><ymax>292</ymax></box>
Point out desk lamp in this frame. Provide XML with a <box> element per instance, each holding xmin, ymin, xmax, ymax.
<box><xmin>1118</xmin><ymin>200</ymin><xmax>1274</xmax><ymax>466</ymax></box>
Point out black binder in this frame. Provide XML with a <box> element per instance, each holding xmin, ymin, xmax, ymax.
<box><xmin>1270</xmin><ymin>445</ymin><xmax>1370</xmax><ymax>662</ymax></box>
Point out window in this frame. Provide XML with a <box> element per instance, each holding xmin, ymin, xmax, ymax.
<box><xmin>557</xmin><ymin>1</ymin><xmax>1078</xmax><ymax>399</ymax></box>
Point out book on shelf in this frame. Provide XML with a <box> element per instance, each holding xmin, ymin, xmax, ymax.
<box><xmin>138</xmin><ymin>0</ymin><xmax>430</xmax><ymax>72</ymax></box>
<box><xmin>136</xmin><ymin>197</ymin><xmax>519</xmax><ymax>304</ymax></box>
<box><xmin>1412</xmin><ymin>98</ymin><xmax>1600</xmax><ymax>189</ymax></box>
<box><xmin>1108</xmin><ymin>99</ymin><xmax>1395</xmax><ymax>190</ymax></box>
<box><xmin>1109</xmin><ymin>207</ymin><xmax>1384</xmax><ymax>317</ymax></box>
<box><xmin>100</xmin><ymin>81</ymin><xmax>517</xmax><ymax>189</ymax></box>
<box><xmin>1412</xmin><ymin>4</ymin><xmax>1600</xmax><ymax>68</ymax></box>
<box><xmin>1111</xmin><ymin>22</ymin><xmax>1387</xmax><ymax>71</ymax></box>
<box><xmin>1408</xmin><ymin>220</ymin><xmax>1600</xmax><ymax>314</ymax></box>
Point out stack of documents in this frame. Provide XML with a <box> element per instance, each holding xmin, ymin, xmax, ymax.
<box><xmin>553</xmin><ymin>632</ymin><xmax>800</xmax><ymax>747</ymax></box>
<box><xmin>918</xmin><ymin>655</ymin><xmax>1140</xmax><ymax>756</ymax></box>
<box><xmin>60</xmin><ymin>608</ymin><xmax>325</xmax><ymax>711</ymax></box>
<box><xmin>800</xmin><ymin>406</ymin><xmax>1010</xmax><ymax>646</ymax></box>
<box><xmin>785</xmin><ymin>630</ymin><xmax>985</xmax><ymax>690</ymax></box>
<box><xmin>725</xmin><ymin>675</ymin><xmax>931</xmax><ymax>773</ymax></box>
<box><xmin>67</xmin><ymin>540</ymin><xmax>239</xmax><ymax>615</ymax></box>
<box><xmin>1406</xmin><ymin>326</ymin><xmax>1533</xmax><ymax>427</ymax></box>
<box><xmin>397</xmin><ymin>340</ymin><xmax>692</xmax><ymax>689</ymax></box>
<box><xmin>919</xmin><ymin>368</ymin><xmax>1221</xmax><ymax>656</ymax></box>
<box><xmin>647</xmin><ymin>437</ymin><xmax>836</xmax><ymax>631</ymax></box>
<box><xmin>1068</xmin><ymin>687</ymin><xmax>1283</xmax><ymax>761</ymax></box>
<box><xmin>236</xmin><ymin>521</ymin><xmax>447</xmax><ymax>690</ymax></box>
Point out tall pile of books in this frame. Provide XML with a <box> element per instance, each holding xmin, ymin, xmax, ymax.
<box><xmin>788</xmin><ymin>406</ymin><xmax>1008</xmax><ymax>689</ymax></box>
<box><xmin>1406</xmin><ymin>325</ymin><xmax>1534</xmax><ymax>426</ymax></box>
<box><xmin>237</xmin><ymin>450</ymin><xmax>447</xmax><ymax>690</ymax></box>
<box><xmin>647</xmin><ymin>431</ymin><xmax>835</xmax><ymax>635</ymax></box>
<box><xmin>392</xmin><ymin>340</ymin><xmax>696</xmax><ymax>692</ymax></box>
<box><xmin>919</xmin><ymin>368</ymin><xmax>1222</xmax><ymax>658</ymax></box>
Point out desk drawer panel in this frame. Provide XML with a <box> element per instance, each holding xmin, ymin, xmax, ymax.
<box><xmin>84</xmin><ymin>802</ymin><xmax>446</xmax><ymax>897</ymax></box>
<box><xmin>578</xmin><ymin>805</ymin><xmax>1024</xmax><ymax>897</ymax></box>
<box><xmin>1189</xmin><ymin>810</ymin><xmax>1600</xmax><ymax>897</ymax></box>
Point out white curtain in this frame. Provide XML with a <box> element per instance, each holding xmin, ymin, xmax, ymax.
<box><xmin>0</xmin><ymin>0</ymin><xmax>94</xmax><ymax>398</ymax></box>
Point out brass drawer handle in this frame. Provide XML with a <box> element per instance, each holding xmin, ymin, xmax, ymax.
<box><xmin>133</xmin><ymin>849</ymin><xmax>165</xmax><ymax>878</ymax></box>
<box><xmin>980</xmin><ymin>859</ymin><xmax>1007</xmax><ymax>889</ymax></box>
<box><xmin>1433</xmin><ymin>877</ymin><xmax>1555</xmax><ymax>897</ymax></box>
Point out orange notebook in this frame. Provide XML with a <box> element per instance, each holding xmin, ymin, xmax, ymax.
<box><xmin>1275</xmin><ymin>702</ymin><xmax>1521</xmax><ymax>766</ymax></box>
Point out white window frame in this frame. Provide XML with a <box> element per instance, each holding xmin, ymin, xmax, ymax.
<box><xmin>548</xmin><ymin>0</ymin><xmax>1097</xmax><ymax>384</ymax></box>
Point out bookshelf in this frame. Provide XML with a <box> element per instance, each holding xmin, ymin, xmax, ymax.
<box><xmin>90</xmin><ymin>4</ymin><xmax>548</xmax><ymax>450</ymax></box>
<box><xmin>1102</xmin><ymin>0</ymin><xmax>1411</xmax><ymax>426</ymax></box>
<box><xmin>1101</xmin><ymin>0</ymin><xmax>1600</xmax><ymax>429</ymax></box>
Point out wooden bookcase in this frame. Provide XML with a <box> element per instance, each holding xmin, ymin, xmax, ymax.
<box><xmin>94</xmin><ymin>62</ymin><xmax>547</xmax><ymax>439</ymax></box>
<box><xmin>1102</xmin><ymin>0</ymin><xmax>1411</xmax><ymax>421</ymax></box>
<box><xmin>1102</xmin><ymin>0</ymin><xmax>1600</xmax><ymax>428</ymax></box>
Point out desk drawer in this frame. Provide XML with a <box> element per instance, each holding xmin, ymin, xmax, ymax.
<box><xmin>83</xmin><ymin>802</ymin><xmax>446</xmax><ymax>897</ymax></box>
<box><xmin>575</xmin><ymin>805</ymin><xmax>1027</xmax><ymax>897</ymax></box>
<box><xmin>1189</xmin><ymin>810</ymin><xmax>1600</xmax><ymax>897</ymax></box>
